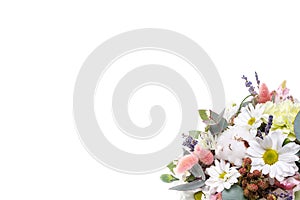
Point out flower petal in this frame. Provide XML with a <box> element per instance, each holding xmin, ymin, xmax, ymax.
<box><xmin>279</xmin><ymin>142</ymin><xmax>300</xmax><ymax>155</ymax></box>
<box><xmin>270</xmin><ymin>131</ymin><xmax>286</xmax><ymax>150</ymax></box>
<box><xmin>262</xmin><ymin>164</ymin><xmax>270</xmax><ymax>175</ymax></box>
<box><xmin>261</xmin><ymin>135</ymin><xmax>272</xmax><ymax>149</ymax></box>
<box><xmin>247</xmin><ymin>147</ymin><xmax>263</xmax><ymax>157</ymax></box>
<box><xmin>279</xmin><ymin>154</ymin><xmax>299</xmax><ymax>162</ymax></box>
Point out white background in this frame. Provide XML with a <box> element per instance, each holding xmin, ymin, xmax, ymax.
<box><xmin>1</xmin><ymin>1</ymin><xmax>300</xmax><ymax>199</ymax></box>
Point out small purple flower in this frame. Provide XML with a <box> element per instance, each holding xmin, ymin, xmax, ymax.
<box><xmin>265</xmin><ymin>115</ymin><xmax>273</xmax><ymax>135</ymax></box>
<box><xmin>257</xmin><ymin>129</ymin><xmax>263</xmax><ymax>139</ymax></box>
<box><xmin>242</xmin><ymin>75</ymin><xmax>257</xmax><ymax>95</ymax></box>
<box><xmin>255</xmin><ymin>71</ymin><xmax>260</xmax><ymax>88</ymax></box>
<box><xmin>182</xmin><ymin>135</ymin><xmax>198</xmax><ymax>152</ymax></box>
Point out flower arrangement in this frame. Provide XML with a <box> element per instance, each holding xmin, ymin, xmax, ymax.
<box><xmin>160</xmin><ymin>73</ymin><xmax>300</xmax><ymax>200</ymax></box>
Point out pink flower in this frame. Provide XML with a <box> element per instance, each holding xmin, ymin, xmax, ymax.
<box><xmin>258</xmin><ymin>83</ymin><xmax>271</xmax><ymax>103</ymax></box>
<box><xmin>174</xmin><ymin>154</ymin><xmax>198</xmax><ymax>175</ymax></box>
<box><xmin>210</xmin><ymin>192</ymin><xmax>222</xmax><ymax>200</ymax></box>
<box><xmin>193</xmin><ymin>144</ymin><xmax>214</xmax><ymax>165</ymax></box>
<box><xmin>279</xmin><ymin>173</ymin><xmax>300</xmax><ymax>190</ymax></box>
<box><xmin>273</xmin><ymin>80</ymin><xmax>290</xmax><ymax>103</ymax></box>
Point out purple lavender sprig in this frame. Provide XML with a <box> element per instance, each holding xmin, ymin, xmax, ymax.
<box><xmin>255</xmin><ymin>71</ymin><xmax>260</xmax><ymax>88</ymax></box>
<box><xmin>242</xmin><ymin>75</ymin><xmax>258</xmax><ymax>95</ymax></box>
<box><xmin>265</xmin><ymin>115</ymin><xmax>273</xmax><ymax>135</ymax></box>
<box><xmin>257</xmin><ymin>130</ymin><xmax>263</xmax><ymax>139</ymax></box>
<box><xmin>182</xmin><ymin>134</ymin><xmax>198</xmax><ymax>152</ymax></box>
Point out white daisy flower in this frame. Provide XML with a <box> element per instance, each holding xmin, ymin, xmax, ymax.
<box><xmin>234</xmin><ymin>103</ymin><xmax>267</xmax><ymax>135</ymax></box>
<box><xmin>205</xmin><ymin>159</ymin><xmax>240</xmax><ymax>193</ymax></box>
<box><xmin>247</xmin><ymin>131</ymin><xmax>300</xmax><ymax>181</ymax></box>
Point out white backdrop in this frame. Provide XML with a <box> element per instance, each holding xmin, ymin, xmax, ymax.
<box><xmin>1</xmin><ymin>1</ymin><xmax>300</xmax><ymax>199</ymax></box>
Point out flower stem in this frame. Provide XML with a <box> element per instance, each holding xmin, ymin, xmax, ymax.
<box><xmin>236</xmin><ymin>94</ymin><xmax>253</xmax><ymax>115</ymax></box>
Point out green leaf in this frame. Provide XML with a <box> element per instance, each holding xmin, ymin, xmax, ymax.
<box><xmin>294</xmin><ymin>111</ymin><xmax>300</xmax><ymax>140</ymax></box>
<box><xmin>160</xmin><ymin>174</ymin><xmax>179</xmax><ymax>183</ymax></box>
<box><xmin>167</xmin><ymin>161</ymin><xmax>176</xmax><ymax>174</ymax></box>
<box><xmin>295</xmin><ymin>190</ymin><xmax>300</xmax><ymax>200</ymax></box>
<box><xmin>198</xmin><ymin>109</ymin><xmax>209</xmax><ymax>121</ymax></box>
<box><xmin>189</xmin><ymin>130</ymin><xmax>201</xmax><ymax>139</ymax></box>
<box><xmin>169</xmin><ymin>179</ymin><xmax>205</xmax><ymax>191</ymax></box>
<box><xmin>283</xmin><ymin>138</ymin><xmax>292</xmax><ymax>146</ymax></box>
<box><xmin>190</xmin><ymin>163</ymin><xmax>205</xmax><ymax>181</ymax></box>
<box><xmin>185</xmin><ymin>174</ymin><xmax>196</xmax><ymax>182</ymax></box>
<box><xmin>194</xmin><ymin>191</ymin><xmax>203</xmax><ymax>200</ymax></box>
<box><xmin>222</xmin><ymin>185</ymin><xmax>246</xmax><ymax>200</ymax></box>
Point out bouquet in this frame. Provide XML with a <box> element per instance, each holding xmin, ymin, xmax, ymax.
<box><xmin>160</xmin><ymin>73</ymin><xmax>300</xmax><ymax>200</ymax></box>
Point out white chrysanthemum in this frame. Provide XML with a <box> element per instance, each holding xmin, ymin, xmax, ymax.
<box><xmin>205</xmin><ymin>159</ymin><xmax>240</xmax><ymax>193</ymax></box>
<box><xmin>215</xmin><ymin>126</ymin><xmax>254</xmax><ymax>166</ymax></box>
<box><xmin>234</xmin><ymin>103</ymin><xmax>267</xmax><ymax>135</ymax></box>
<box><xmin>247</xmin><ymin>131</ymin><xmax>300</xmax><ymax>181</ymax></box>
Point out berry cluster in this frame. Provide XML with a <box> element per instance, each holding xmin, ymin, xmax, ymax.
<box><xmin>239</xmin><ymin>157</ymin><xmax>274</xmax><ymax>200</ymax></box>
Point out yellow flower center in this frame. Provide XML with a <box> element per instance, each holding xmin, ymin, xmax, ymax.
<box><xmin>248</xmin><ymin>117</ymin><xmax>256</xmax><ymax>125</ymax></box>
<box><xmin>263</xmin><ymin>149</ymin><xmax>279</xmax><ymax>165</ymax></box>
<box><xmin>219</xmin><ymin>172</ymin><xmax>227</xmax><ymax>179</ymax></box>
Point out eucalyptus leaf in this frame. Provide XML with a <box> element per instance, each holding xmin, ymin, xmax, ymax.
<box><xmin>183</xmin><ymin>148</ymin><xmax>190</xmax><ymax>156</ymax></box>
<box><xmin>199</xmin><ymin>109</ymin><xmax>229</xmax><ymax>134</ymax></box>
<box><xmin>210</xmin><ymin>118</ymin><xmax>228</xmax><ymax>135</ymax></box>
<box><xmin>294</xmin><ymin>111</ymin><xmax>300</xmax><ymax>141</ymax></box>
<box><xmin>169</xmin><ymin>179</ymin><xmax>205</xmax><ymax>191</ymax></box>
<box><xmin>221</xmin><ymin>185</ymin><xmax>246</xmax><ymax>200</ymax></box>
<box><xmin>207</xmin><ymin>110</ymin><xmax>228</xmax><ymax>135</ymax></box>
<box><xmin>190</xmin><ymin>163</ymin><xmax>205</xmax><ymax>181</ymax></box>
<box><xmin>210</xmin><ymin>109</ymin><xmax>224</xmax><ymax>122</ymax></box>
